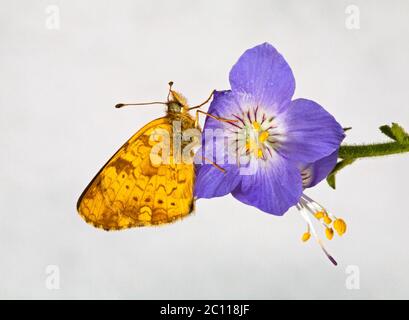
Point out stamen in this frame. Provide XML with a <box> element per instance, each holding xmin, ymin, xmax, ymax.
<box><xmin>303</xmin><ymin>228</ymin><xmax>311</xmax><ymax>243</ymax></box>
<box><xmin>314</xmin><ymin>211</ymin><xmax>325</xmax><ymax>219</ymax></box>
<box><xmin>234</xmin><ymin>108</ymin><xmax>282</xmax><ymax>162</ymax></box>
<box><xmin>302</xmin><ymin>232</ymin><xmax>311</xmax><ymax>242</ymax></box>
<box><xmin>245</xmin><ymin>141</ymin><xmax>251</xmax><ymax>152</ymax></box>
<box><xmin>252</xmin><ymin>121</ymin><xmax>261</xmax><ymax>130</ymax></box>
<box><xmin>333</xmin><ymin>218</ymin><xmax>347</xmax><ymax>236</ymax></box>
<box><xmin>325</xmin><ymin>227</ymin><xmax>334</xmax><ymax>240</ymax></box>
<box><xmin>317</xmin><ymin>240</ymin><xmax>338</xmax><ymax>266</ymax></box>
<box><xmin>323</xmin><ymin>215</ymin><xmax>332</xmax><ymax>225</ymax></box>
<box><xmin>297</xmin><ymin>199</ymin><xmax>338</xmax><ymax>266</ymax></box>
<box><xmin>259</xmin><ymin>131</ymin><xmax>269</xmax><ymax>143</ymax></box>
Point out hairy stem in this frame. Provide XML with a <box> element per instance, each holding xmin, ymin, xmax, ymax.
<box><xmin>339</xmin><ymin>142</ymin><xmax>409</xmax><ymax>159</ymax></box>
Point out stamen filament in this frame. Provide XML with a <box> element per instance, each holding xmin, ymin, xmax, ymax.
<box><xmin>297</xmin><ymin>200</ymin><xmax>338</xmax><ymax>266</ymax></box>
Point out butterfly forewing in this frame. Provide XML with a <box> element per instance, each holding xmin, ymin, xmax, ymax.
<box><xmin>77</xmin><ymin>117</ymin><xmax>195</xmax><ymax>230</ymax></box>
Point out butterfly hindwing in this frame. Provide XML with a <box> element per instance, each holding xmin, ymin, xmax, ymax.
<box><xmin>77</xmin><ymin>117</ymin><xmax>195</xmax><ymax>230</ymax></box>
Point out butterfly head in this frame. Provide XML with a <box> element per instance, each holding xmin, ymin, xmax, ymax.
<box><xmin>168</xmin><ymin>89</ymin><xmax>189</xmax><ymax>114</ymax></box>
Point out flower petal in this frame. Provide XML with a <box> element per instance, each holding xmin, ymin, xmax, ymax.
<box><xmin>229</xmin><ymin>42</ymin><xmax>295</xmax><ymax>114</ymax></box>
<box><xmin>301</xmin><ymin>150</ymin><xmax>338</xmax><ymax>188</ymax></box>
<box><xmin>231</xmin><ymin>156</ymin><xmax>302</xmax><ymax>216</ymax></box>
<box><xmin>205</xmin><ymin>90</ymin><xmax>239</xmax><ymax>128</ymax></box>
<box><xmin>194</xmin><ymin>131</ymin><xmax>242</xmax><ymax>198</ymax></box>
<box><xmin>194</xmin><ymin>161</ymin><xmax>241</xmax><ymax>199</ymax></box>
<box><xmin>205</xmin><ymin>90</ymin><xmax>253</xmax><ymax>128</ymax></box>
<box><xmin>278</xmin><ymin>98</ymin><xmax>344</xmax><ymax>163</ymax></box>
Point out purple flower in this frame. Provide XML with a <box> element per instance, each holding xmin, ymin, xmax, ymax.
<box><xmin>300</xmin><ymin>150</ymin><xmax>339</xmax><ymax>189</ymax></box>
<box><xmin>195</xmin><ymin>43</ymin><xmax>344</xmax><ymax>215</ymax></box>
<box><xmin>194</xmin><ymin>43</ymin><xmax>346</xmax><ymax>264</ymax></box>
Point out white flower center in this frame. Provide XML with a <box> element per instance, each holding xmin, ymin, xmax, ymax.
<box><xmin>227</xmin><ymin>107</ymin><xmax>283</xmax><ymax>161</ymax></box>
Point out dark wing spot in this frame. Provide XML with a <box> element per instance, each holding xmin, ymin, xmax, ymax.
<box><xmin>110</xmin><ymin>158</ymin><xmax>133</xmax><ymax>175</ymax></box>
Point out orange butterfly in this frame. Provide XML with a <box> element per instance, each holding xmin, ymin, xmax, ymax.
<box><xmin>77</xmin><ymin>82</ymin><xmax>231</xmax><ymax>230</ymax></box>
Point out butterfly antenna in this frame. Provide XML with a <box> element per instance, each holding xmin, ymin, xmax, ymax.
<box><xmin>167</xmin><ymin>81</ymin><xmax>174</xmax><ymax>101</ymax></box>
<box><xmin>115</xmin><ymin>102</ymin><xmax>167</xmax><ymax>109</ymax></box>
<box><xmin>116</xmin><ymin>82</ymin><xmax>175</xmax><ymax>108</ymax></box>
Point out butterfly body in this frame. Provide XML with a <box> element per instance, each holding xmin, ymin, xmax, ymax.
<box><xmin>77</xmin><ymin>90</ymin><xmax>197</xmax><ymax>230</ymax></box>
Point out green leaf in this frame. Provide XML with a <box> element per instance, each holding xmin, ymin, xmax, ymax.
<box><xmin>327</xmin><ymin>174</ymin><xmax>336</xmax><ymax>189</ymax></box>
<box><xmin>326</xmin><ymin>158</ymin><xmax>355</xmax><ymax>189</ymax></box>
<box><xmin>379</xmin><ymin>125</ymin><xmax>396</xmax><ymax>141</ymax></box>
<box><xmin>379</xmin><ymin>123</ymin><xmax>409</xmax><ymax>143</ymax></box>
<box><xmin>391</xmin><ymin>123</ymin><xmax>409</xmax><ymax>143</ymax></box>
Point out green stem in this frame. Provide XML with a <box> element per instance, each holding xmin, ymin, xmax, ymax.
<box><xmin>339</xmin><ymin>142</ymin><xmax>409</xmax><ymax>160</ymax></box>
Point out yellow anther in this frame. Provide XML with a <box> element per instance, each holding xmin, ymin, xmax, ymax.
<box><xmin>323</xmin><ymin>215</ymin><xmax>332</xmax><ymax>225</ymax></box>
<box><xmin>325</xmin><ymin>227</ymin><xmax>334</xmax><ymax>240</ymax></box>
<box><xmin>302</xmin><ymin>232</ymin><xmax>311</xmax><ymax>242</ymax></box>
<box><xmin>333</xmin><ymin>218</ymin><xmax>347</xmax><ymax>236</ymax></box>
<box><xmin>314</xmin><ymin>211</ymin><xmax>325</xmax><ymax>219</ymax></box>
<box><xmin>252</xmin><ymin>121</ymin><xmax>261</xmax><ymax>130</ymax></box>
<box><xmin>259</xmin><ymin>131</ymin><xmax>269</xmax><ymax>143</ymax></box>
<box><xmin>257</xmin><ymin>148</ymin><xmax>263</xmax><ymax>158</ymax></box>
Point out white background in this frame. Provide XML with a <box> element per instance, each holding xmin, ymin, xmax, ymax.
<box><xmin>1</xmin><ymin>0</ymin><xmax>409</xmax><ymax>299</ymax></box>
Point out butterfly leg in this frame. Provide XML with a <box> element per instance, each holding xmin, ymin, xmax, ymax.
<box><xmin>194</xmin><ymin>110</ymin><xmax>237</xmax><ymax>173</ymax></box>
<box><xmin>194</xmin><ymin>110</ymin><xmax>238</xmax><ymax>128</ymax></box>
<box><xmin>188</xmin><ymin>90</ymin><xmax>215</xmax><ymax>111</ymax></box>
<box><xmin>200</xmin><ymin>156</ymin><xmax>226</xmax><ymax>173</ymax></box>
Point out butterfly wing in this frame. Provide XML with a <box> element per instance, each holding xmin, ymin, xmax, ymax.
<box><xmin>77</xmin><ymin>117</ymin><xmax>195</xmax><ymax>230</ymax></box>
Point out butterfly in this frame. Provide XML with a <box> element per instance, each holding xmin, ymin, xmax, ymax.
<box><xmin>77</xmin><ymin>82</ymin><xmax>232</xmax><ymax>230</ymax></box>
